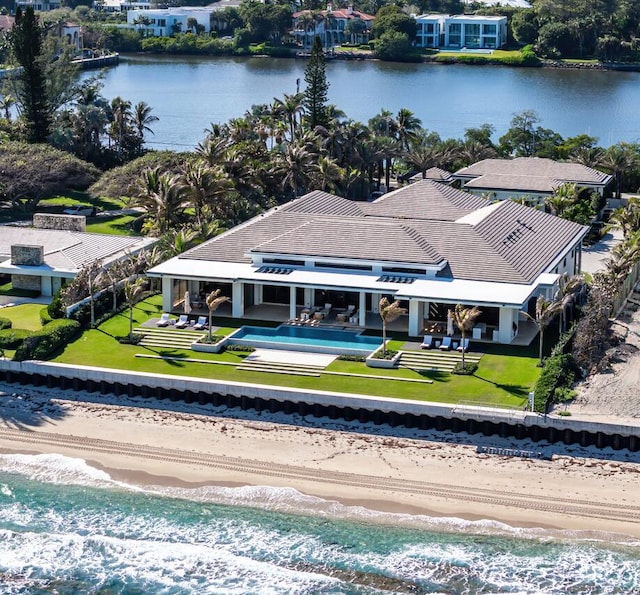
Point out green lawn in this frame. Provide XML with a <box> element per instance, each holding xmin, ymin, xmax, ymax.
<box><xmin>0</xmin><ymin>303</ymin><xmax>45</xmax><ymax>331</ymax></box>
<box><xmin>51</xmin><ymin>297</ymin><xmax>539</xmax><ymax>408</ymax></box>
<box><xmin>86</xmin><ymin>215</ymin><xmax>140</xmax><ymax>236</ymax></box>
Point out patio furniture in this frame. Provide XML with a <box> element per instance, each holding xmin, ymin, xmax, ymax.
<box><xmin>175</xmin><ymin>314</ymin><xmax>189</xmax><ymax>328</ymax></box>
<box><xmin>321</xmin><ymin>303</ymin><xmax>332</xmax><ymax>316</ymax></box>
<box><xmin>439</xmin><ymin>336</ymin><xmax>452</xmax><ymax>350</ymax></box>
<box><xmin>457</xmin><ymin>338</ymin><xmax>470</xmax><ymax>352</ymax></box>
<box><xmin>156</xmin><ymin>313</ymin><xmax>171</xmax><ymax>327</ymax></box>
<box><xmin>193</xmin><ymin>316</ymin><xmax>207</xmax><ymax>330</ymax></box>
<box><xmin>420</xmin><ymin>335</ymin><xmax>433</xmax><ymax>349</ymax></box>
<box><xmin>344</xmin><ymin>305</ymin><xmax>356</xmax><ymax>317</ymax></box>
<box><xmin>472</xmin><ymin>327</ymin><xmax>482</xmax><ymax>340</ymax></box>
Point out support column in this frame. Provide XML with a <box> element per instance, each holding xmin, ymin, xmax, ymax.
<box><xmin>40</xmin><ymin>275</ymin><xmax>52</xmax><ymax>297</ymax></box>
<box><xmin>162</xmin><ymin>277</ymin><xmax>172</xmax><ymax>312</ymax></box>
<box><xmin>254</xmin><ymin>284</ymin><xmax>263</xmax><ymax>306</ymax></box>
<box><xmin>289</xmin><ymin>286</ymin><xmax>297</xmax><ymax>320</ymax></box>
<box><xmin>408</xmin><ymin>300</ymin><xmax>422</xmax><ymax>337</ymax></box>
<box><xmin>358</xmin><ymin>292</ymin><xmax>366</xmax><ymax>327</ymax></box>
<box><xmin>304</xmin><ymin>287</ymin><xmax>313</xmax><ymax>309</ymax></box>
<box><xmin>498</xmin><ymin>307</ymin><xmax>517</xmax><ymax>343</ymax></box>
<box><xmin>232</xmin><ymin>281</ymin><xmax>244</xmax><ymax>318</ymax></box>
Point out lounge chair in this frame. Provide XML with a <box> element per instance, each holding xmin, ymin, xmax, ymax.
<box><xmin>457</xmin><ymin>338</ymin><xmax>470</xmax><ymax>352</ymax></box>
<box><xmin>439</xmin><ymin>336</ymin><xmax>452</xmax><ymax>350</ymax></box>
<box><xmin>174</xmin><ymin>314</ymin><xmax>189</xmax><ymax>329</ymax></box>
<box><xmin>193</xmin><ymin>316</ymin><xmax>207</xmax><ymax>330</ymax></box>
<box><xmin>344</xmin><ymin>305</ymin><xmax>356</xmax><ymax>317</ymax></box>
<box><xmin>156</xmin><ymin>313</ymin><xmax>171</xmax><ymax>327</ymax></box>
<box><xmin>322</xmin><ymin>303</ymin><xmax>332</xmax><ymax>316</ymax></box>
<box><xmin>420</xmin><ymin>335</ymin><xmax>433</xmax><ymax>349</ymax></box>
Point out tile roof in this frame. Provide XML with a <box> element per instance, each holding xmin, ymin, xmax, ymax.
<box><xmin>179</xmin><ymin>180</ymin><xmax>587</xmax><ymax>285</ymax></box>
<box><xmin>0</xmin><ymin>227</ymin><xmax>155</xmax><ymax>271</ymax></box>
<box><xmin>454</xmin><ymin>157</ymin><xmax>612</xmax><ymax>193</ymax></box>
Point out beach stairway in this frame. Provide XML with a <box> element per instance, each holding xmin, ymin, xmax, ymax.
<box><xmin>236</xmin><ymin>359</ymin><xmax>324</xmax><ymax>377</ymax></box>
<box><xmin>132</xmin><ymin>327</ymin><xmax>206</xmax><ymax>350</ymax></box>
<box><xmin>398</xmin><ymin>350</ymin><xmax>482</xmax><ymax>373</ymax></box>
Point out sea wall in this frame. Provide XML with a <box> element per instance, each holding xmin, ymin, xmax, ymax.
<box><xmin>1</xmin><ymin>360</ymin><xmax>638</xmax><ymax>451</ymax></box>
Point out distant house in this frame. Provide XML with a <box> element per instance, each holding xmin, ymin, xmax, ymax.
<box><xmin>414</xmin><ymin>14</ymin><xmax>507</xmax><ymax>50</ymax></box>
<box><xmin>148</xmin><ymin>180</ymin><xmax>587</xmax><ymax>344</ymax></box>
<box><xmin>292</xmin><ymin>5</ymin><xmax>375</xmax><ymax>50</ymax></box>
<box><xmin>98</xmin><ymin>0</ymin><xmax>151</xmax><ymax>13</ymax></box>
<box><xmin>452</xmin><ymin>157</ymin><xmax>613</xmax><ymax>202</ymax></box>
<box><xmin>15</xmin><ymin>0</ymin><xmax>61</xmax><ymax>11</ymax></box>
<box><xmin>127</xmin><ymin>7</ymin><xmax>214</xmax><ymax>36</ymax></box>
<box><xmin>0</xmin><ymin>215</ymin><xmax>156</xmax><ymax>297</ymax></box>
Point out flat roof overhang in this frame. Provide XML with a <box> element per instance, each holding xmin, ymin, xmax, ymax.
<box><xmin>149</xmin><ymin>258</ymin><xmax>560</xmax><ymax>309</ymax></box>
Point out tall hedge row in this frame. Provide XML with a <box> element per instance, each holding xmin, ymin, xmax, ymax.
<box><xmin>13</xmin><ymin>319</ymin><xmax>81</xmax><ymax>362</ymax></box>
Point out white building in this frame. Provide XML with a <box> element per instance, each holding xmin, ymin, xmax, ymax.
<box><xmin>148</xmin><ymin>181</ymin><xmax>588</xmax><ymax>345</ymax></box>
<box><xmin>415</xmin><ymin>14</ymin><xmax>508</xmax><ymax>50</ymax></box>
<box><xmin>127</xmin><ymin>7</ymin><xmax>214</xmax><ymax>36</ymax></box>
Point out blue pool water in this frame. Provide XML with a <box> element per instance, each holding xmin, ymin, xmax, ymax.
<box><xmin>228</xmin><ymin>325</ymin><xmax>383</xmax><ymax>355</ymax></box>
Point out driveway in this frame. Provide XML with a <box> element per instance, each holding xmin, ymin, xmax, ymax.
<box><xmin>581</xmin><ymin>229</ymin><xmax>622</xmax><ymax>275</ymax></box>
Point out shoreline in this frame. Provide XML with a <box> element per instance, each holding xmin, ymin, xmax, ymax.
<box><xmin>1</xmin><ymin>383</ymin><xmax>640</xmax><ymax>539</ymax></box>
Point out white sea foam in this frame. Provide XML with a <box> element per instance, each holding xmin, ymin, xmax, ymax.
<box><xmin>0</xmin><ymin>453</ymin><xmax>118</xmax><ymax>488</ymax></box>
<box><xmin>1</xmin><ymin>452</ymin><xmax>638</xmax><ymax>550</ymax></box>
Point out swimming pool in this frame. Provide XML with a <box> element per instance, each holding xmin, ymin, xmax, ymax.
<box><xmin>227</xmin><ymin>325</ymin><xmax>383</xmax><ymax>356</ymax></box>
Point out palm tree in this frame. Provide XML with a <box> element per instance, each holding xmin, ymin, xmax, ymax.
<box><xmin>273</xmin><ymin>92</ymin><xmax>304</xmax><ymax>142</ymax></box>
<box><xmin>130</xmin><ymin>167</ymin><xmax>189</xmax><ymax>234</ymax></box>
<box><xmin>132</xmin><ymin>101</ymin><xmax>159</xmax><ymax>140</ymax></box>
<box><xmin>449</xmin><ymin>304</ymin><xmax>482</xmax><ymax>367</ymax></box>
<box><xmin>276</xmin><ymin>143</ymin><xmax>315</xmax><ymax>197</ymax></box>
<box><xmin>600</xmin><ymin>143</ymin><xmax>637</xmax><ymax>199</ymax></box>
<box><xmin>524</xmin><ymin>295</ymin><xmax>563</xmax><ymax>365</ymax></box>
<box><xmin>206</xmin><ymin>289</ymin><xmax>230</xmax><ymax>342</ymax></box>
<box><xmin>606</xmin><ymin>197</ymin><xmax>640</xmax><ymax>238</ymax></box>
<box><xmin>556</xmin><ymin>273</ymin><xmax>585</xmax><ymax>331</ymax></box>
<box><xmin>124</xmin><ymin>277</ymin><xmax>146</xmax><ymax>339</ymax></box>
<box><xmin>394</xmin><ymin>108</ymin><xmax>421</xmax><ymax>151</ymax></box>
<box><xmin>378</xmin><ymin>297</ymin><xmax>407</xmax><ymax>356</ymax></box>
<box><xmin>312</xmin><ymin>155</ymin><xmax>344</xmax><ymax>192</ymax></box>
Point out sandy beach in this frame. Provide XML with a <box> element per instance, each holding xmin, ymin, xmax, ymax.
<box><xmin>1</xmin><ymin>381</ymin><xmax>639</xmax><ymax>539</ymax></box>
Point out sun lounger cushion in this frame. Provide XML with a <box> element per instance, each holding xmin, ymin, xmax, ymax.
<box><xmin>439</xmin><ymin>337</ymin><xmax>452</xmax><ymax>350</ymax></box>
<box><xmin>420</xmin><ymin>335</ymin><xmax>433</xmax><ymax>349</ymax></box>
<box><xmin>175</xmin><ymin>314</ymin><xmax>189</xmax><ymax>328</ymax></box>
<box><xmin>156</xmin><ymin>313</ymin><xmax>171</xmax><ymax>327</ymax></box>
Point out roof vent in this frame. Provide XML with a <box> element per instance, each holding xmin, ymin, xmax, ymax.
<box><xmin>378</xmin><ymin>275</ymin><xmax>415</xmax><ymax>284</ymax></box>
<box><xmin>257</xmin><ymin>266</ymin><xmax>293</xmax><ymax>275</ymax></box>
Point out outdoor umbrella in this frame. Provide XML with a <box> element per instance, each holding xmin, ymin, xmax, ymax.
<box><xmin>184</xmin><ymin>291</ymin><xmax>192</xmax><ymax>314</ymax></box>
<box><xmin>447</xmin><ymin>310</ymin><xmax>454</xmax><ymax>336</ymax></box>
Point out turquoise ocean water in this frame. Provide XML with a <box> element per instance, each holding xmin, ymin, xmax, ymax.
<box><xmin>0</xmin><ymin>453</ymin><xmax>639</xmax><ymax>594</ymax></box>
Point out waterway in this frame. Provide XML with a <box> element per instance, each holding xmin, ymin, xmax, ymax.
<box><xmin>94</xmin><ymin>54</ymin><xmax>640</xmax><ymax>151</ymax></box>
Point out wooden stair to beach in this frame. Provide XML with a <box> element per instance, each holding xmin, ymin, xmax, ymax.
<box><xmin>236</xmin><ymin>359</ymin><xmax>324</xmax><ymax>377</ymax></box>
<box><xmin>398</xmin><ymin>349</ymin><xmax>482</xmax><ymax>373</ymax></box>
<box><xmin>132</xmin><ymin>326</ymin><xmax>206</xmax><ymax>349</ymax></box>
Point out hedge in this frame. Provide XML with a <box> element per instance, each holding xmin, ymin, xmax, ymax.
<box><xmin>0</xmin><ymin>328</ymin><xmax>31</xmax><ymax>349</ymax></box>
<box><xmin>13</xmin><ymin>319</ymin><xmax>81</xmax><ymax>361</ymax></box>
<box><xmin>0</xmin><ymin>317</ymin><xmax>11</xmax><ymax>331</ymax></box>
<box><xmin>532</xmin><ymin>353</ymin><xmax>578</xmax><ymax>413</ymax></box>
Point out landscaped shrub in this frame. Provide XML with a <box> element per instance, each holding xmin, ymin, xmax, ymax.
<box><xmin>0</xmin><ymin>329</ymin><xmax>31</xmax><ymax>349</ymax></box>
<box><xmin>532</xmin><ymin>353</ymin><xmax>579</xmax><ymax>412</ymax></box>
<box><xmin>0</xmin><ymin>317</ymin><xmax>11</xmax><ymax>331</ymax></box>
<box><xmin>337</xmin><ymin>354</ymin><xmax>366</xmax><ymax>362</ymax></box>
<box><xmin>47</xmin><ymin>291</ymin><xmax>65</xmax><ymax>320</ymax></box>
<box><xmin>13</xmin><ymin>319</ymin><xmax>81</xmax><ymax>361</ymax></box>
<box><xmin>370</xmin><ymin>348</ymin><xmax>398</xmax><ymax>360</ymax></box>
<box><xmin>224</xmin><ymin>344</ymin><xmax>255</xmax><ymax>353</ymax></box>
<box><xmin>39</xmin><ymin>307</ymin><xmax>53</xmax><ymax>326</ymax></box>
<box><xmin>452</xmin><ymin>361</ymin><xmax>478</xmax><ymax>375</ymax></box>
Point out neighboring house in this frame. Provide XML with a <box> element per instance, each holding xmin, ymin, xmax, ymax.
<box><xmin>15</xmin><ymin>0</ymin><xmax>60</xmax><ymax>11</ymax></box>
<box><xmin>0</xmin><ymin>215</ymin><xmax>156</xmax><ymax>297</ymax></box>
<box><xmin>98</xmin><ymin>0</ymin><xmax>151</xmax><ymax>13</ymax></box>
<box><xmin>127</xmin><ymin>7</ymin><xmax>214</xmax><ymax>36</ymax></box>
<box><xmin>462</xmin><ymin>0</ymin><xmax>531</xmax><ymax>7</ymax></box>
<box><xmin>148</xmin><ymin>180</ymin><xmax>587</xmax><ymax>344</ymax></box>
<box><xmin>59</xmin><ymin>22</ymin><xmax>83</xmax><ymax>51</ymax></box>
<box><xmin>292</xmin><ymin>5</ymin><xmax>375</xmax><ymax>50</ymax></box>
<box><xmin>415</xmin><ymin>14</ymin><xmax>508</xmax><ymax>50</ymax></box>
<box><xmin>452</xmin><ymin>157</ymin><xmax>613</xmax><ymax>202</ymax></box>
<box><xmin>409</xmin><ymin>167</ymin><xmax>453</xmax><ymax>185</ymax></box>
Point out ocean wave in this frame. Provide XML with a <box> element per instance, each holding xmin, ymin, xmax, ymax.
<box><xmin>1</xmin><ymin>452</ymin><xmax>639</xmax><ymax>550</ymax></box>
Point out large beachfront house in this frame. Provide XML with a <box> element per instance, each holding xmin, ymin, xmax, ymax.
<box><xmin>126</xmin><ymin>7</ymin><xmax>214</xmax><ymax>36</ymax></box>
<box><xmin>452</xmin><ymin>157</ymin><xmax>613</xmax><ymax>202</ymax></box>
<box><xmin>148</xmin><ymin>181</ymin><xmax>588</xmax><ymax>344</ymax></box>
<box><xmin>414</xmin><ymin>14</ymin><xmax>507</xmax><ymax>50</ymax></box>
<box><xmin>0</xmin><ymin>214</ymin><xmax>156</xmax><ymax>296</ymax></box>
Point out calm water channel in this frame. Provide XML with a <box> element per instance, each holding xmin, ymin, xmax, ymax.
<box><xmin>94</xmin><ymin>54</ymin><xmax>640</xmax><ymax>150</ymax></box>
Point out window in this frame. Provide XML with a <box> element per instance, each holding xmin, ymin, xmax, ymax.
<box><xmin>448</xmin><ymin>23</ymin><xmax>461</xmax><ymax>46</ymax></box>
<box><xmin>463</xmin><ymin>23</ymin><xmax>480</xmax><ymax>47</ymax></box>
<box><xmin>483</xmin><ymin>24</ymin><xmax>496</xmax><ymax>34</ymax></box>
<box><xmin>315</xmin><ymin>261</ymin><xmax>372</xmax><ymax>271</ymax></box>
